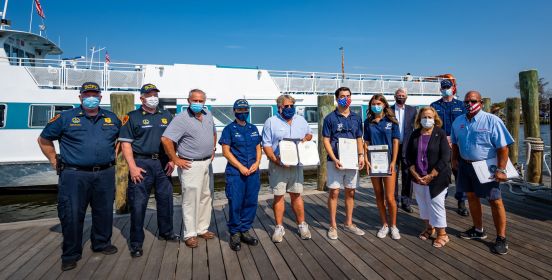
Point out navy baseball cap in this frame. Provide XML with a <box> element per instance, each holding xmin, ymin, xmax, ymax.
<box><xmin>140</xmin><ymin>83</ymin><xmax>160</xmax><ymax>94</ymax></box>
<box><xmin>80</xmin><ymin>82</ymin><xmax>101</xmax><ymax>93</ymax></box>
<box><xmin>440</xmin><ymin>79</ymin><xmax>453</xmax><ymax>89</ymax></box>
<box><xmin>233</xmin><ymin>99</ymin><xmax>249</xmax><ymax>109</ymax></box>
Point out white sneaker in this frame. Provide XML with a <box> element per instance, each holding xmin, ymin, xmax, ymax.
<box><xmin>327</xmin><ymin>227</ymin><xmax>338</xmax><ymax>240</ymax></box>
<box><xmin>377</xmin><ymin>225</ymin><xmax>389</xmax><ymax>238</ymax></box>
<box><xmin>272</xmin><ymin>225</ymin><xmax>285</xmax><ymax>243</ymax></box>
<box><xmin>298</xmin><ymin>222</ymin><xmax>312</xmax><ymax>240</ymax></box>
<box><xmin>390</xmin><ymin>226</ymin><xmax>401</xmax><ymax>240</ymax></box>
<box><xmin>343</xmin><ymin>224</ymin><xmax>365</xmax><ymax>236</ymax></box>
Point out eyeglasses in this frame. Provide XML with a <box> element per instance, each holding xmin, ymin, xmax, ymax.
<box><xmin>464</xmin><ymin>100</ymin><xmax>480</xmax><ymax>104</ymax></box>
<box><xmin>282</xmin><ymin>104</ymin><xmax>295</xmax><ymax>109</ymax></box>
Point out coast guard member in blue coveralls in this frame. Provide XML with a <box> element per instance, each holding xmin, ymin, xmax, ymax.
<box><xmin>219</xmin><ymin>99</ymin><xmax>262</xmax><ymax>251</ymax></box>
<box><xmin>430</xmin><ymin>78</ymin><xmax>469</xmax><ymax>217</ymax></box>
<box><xmin>37</xmin><ymin>82</ymin><xmax>121</xmax><ymax>271</ymax></box>
<box><xmin>119</xmin><ymin>84</ymin><xmax>180</xmax><ymax>258</ymax></box>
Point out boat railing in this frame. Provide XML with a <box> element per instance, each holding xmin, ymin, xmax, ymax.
<box><xmin>268</xmin><ymin>70</ymin><xmax>442</xmax><ymax>96</ymax></box>
<box><xmin>1</xmin><ymin>56</ymin><xmax>144</xmax><ymax>91</ymax></box>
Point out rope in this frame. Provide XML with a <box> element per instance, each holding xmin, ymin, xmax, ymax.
<box><xmin>524</xmin><ymin>137</ymin><xmax>545</xmax><ymax>164</ymax></box>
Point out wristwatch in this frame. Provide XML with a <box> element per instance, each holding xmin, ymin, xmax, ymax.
<box><xmin>495</xmin><ymin>168</ymin><xmax>507</xmax><ymax>174</ymax></box>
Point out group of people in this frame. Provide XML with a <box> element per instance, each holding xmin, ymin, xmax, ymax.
<box><xmin>37</xmin><ymin>79</ymin><xmax>514</xmax><ymax>272</ymax></box>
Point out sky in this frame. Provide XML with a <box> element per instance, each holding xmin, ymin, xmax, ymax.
<box><xmin>4</xmin><ymin>0</ymin><xmax>552</xmax><ymax>102</ymax></box>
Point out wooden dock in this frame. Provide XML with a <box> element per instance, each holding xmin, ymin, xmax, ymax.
<box><xmin>0</xmin><ymin>182</ymin><xmax>551</xmax><ymax>280</ymax></box>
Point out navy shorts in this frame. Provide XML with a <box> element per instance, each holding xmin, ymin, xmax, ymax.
<box><xmin>457</xmin><ymin>159</ymin><xmax>502</xmax><ymax>201</ymax></box>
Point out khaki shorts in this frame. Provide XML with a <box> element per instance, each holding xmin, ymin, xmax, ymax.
<box><xmin>268</xmin><ymin>161</ymin><xmax>304</xmax><ymax>196</ymax></box>
<box><xmin>327</xmin><ymin>162</ymin><xmax>359</xmax><ymax>189</ymax></box>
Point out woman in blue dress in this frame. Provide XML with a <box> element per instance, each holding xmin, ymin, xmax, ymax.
<box><xmin>363</xmin><ymin>94</ymin><xmax>401</xmax><ymax>239</ymax></box>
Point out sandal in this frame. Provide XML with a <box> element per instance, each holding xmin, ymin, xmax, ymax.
<box><xmin>418</xmin><ymin>228</ymin><xmax>435</xmax><ymax>241</ymax></box>
<box><xmin>433</xmin><ymin>234</ymin><xmax>450</xmax><ymax>248</ymax></box>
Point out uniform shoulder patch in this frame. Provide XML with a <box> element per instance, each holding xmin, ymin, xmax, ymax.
<box><xmin>48</xmin><ymin>114</ymin><xmax>61</xmax><ymax>124</ymax></box>
<box><xmin>121</xmin><ymin>115</ymin><xmax>129</xmax><ymax>126</ymax></box>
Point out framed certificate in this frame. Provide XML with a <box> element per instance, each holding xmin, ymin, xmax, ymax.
<box><xmin>367</xmin><ymin>145</ymin><xmax>390</xmax><ymax>177</ymax></box>
<box><xmin>338</xmin><ymin>138</ymin><xmax>358</xmax><ymax>170</ymax></box>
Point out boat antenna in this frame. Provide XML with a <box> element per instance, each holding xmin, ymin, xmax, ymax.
<box><xmin>28</xmin><ymin>0</ymin><xmax>33</xmax><ymax>32</ymax></box>
<box><xmin>1</xmin><ymin>0</ymin><xmax>8</xmax><ymax>30</ymax></box>
<box><xmin>339</xmin><ymin>46</ymin><xmax>345</xmax><ymax>80</ymax></box>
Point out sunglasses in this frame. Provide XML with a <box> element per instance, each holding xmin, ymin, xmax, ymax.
<box><xmin>282</xmin><ymin>104</ymin><xmax>295</xmax><ymax>109</ymax></box>
<box><xmin>464</xmin><ymin>100</ymin><xmax>480</xmax><ymax>104</ymax></box>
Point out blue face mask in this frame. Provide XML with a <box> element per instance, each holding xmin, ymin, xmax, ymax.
<box><xmin>235</xmin><ymin>112</ymin><xmax>249</xmax><ymax>122</ymax></box>
<box><xmin>189</xmin><ymin>102</ymin><xmax>204</xmax><ymax>113</ymax></box>
<box><xmin>441</xmin><ymin>88</ymin><xmax>453</xmax><ymax>97</ymax></box>
<box><xmin>371</xmin><ymin>105</ymin><xmax>383</xmax><ymax>114</ymax></box>
<box><xmin>82</xmin><ymin>96</ymin><xmax>100</xmax><ymax>109</ymax></box>
<box><xmin>281</xmin><ymin>107</ymin><xmax>295</xmax><ymax>120</ymax></box>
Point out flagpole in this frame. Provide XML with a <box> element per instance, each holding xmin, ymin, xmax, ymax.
<box><xmin>1</xmin><ymin>0</ymin><xmax>8</xmax><ymax>20</ymax></box>
<box><xmin>28</xmin><ymin>0</ymin><xmax>33</xmax><ymax>33</ymax></box>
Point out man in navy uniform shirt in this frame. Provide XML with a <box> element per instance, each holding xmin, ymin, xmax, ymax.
<box><xmin>430</xmin><ymin>78</ymin><xmax>469</xmax><ymax>216</ymax></box>
<box><xmin>218</xmin><ymin>99</ymin><xmax>262</xmax><ymax>251</ymax></box>
<box><xmin>37</xmin><ymin>82</ymin><xmax>121</xmax><ymax>271</ymax></box>
<box><xmin>118</xmin><ymin>83</ymin><xmax>180</xmax><ymax>258</ymax></box>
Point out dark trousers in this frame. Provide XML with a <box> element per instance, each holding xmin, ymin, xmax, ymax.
<box><xmin>57</xmin><ymin>166</ymin><xmax>115</xmax><ymax>263</ymax></box>
<box><xmin>395</xmin><ymin>144</ymin><xmax>413</xmax><ymax>205</ymax></box>
<box><xmin>128</xmin><ymin>159</ymin><xmax>174</xmax><ymax>249</ymax></box>
<box><xmin>226</xmin><ymin>171</ymin><xmax>261</xmax><ymax>235</ymax></box>
<box><xmin>452</xmin><ymin>169</ymin><xmax>467</xmax><ymax>202</ymax></box>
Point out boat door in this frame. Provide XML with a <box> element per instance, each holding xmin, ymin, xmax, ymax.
<box><xmin>159</xmin><ymin>98</ymin><xmax>176</xmax><ymax>116</ymax></box>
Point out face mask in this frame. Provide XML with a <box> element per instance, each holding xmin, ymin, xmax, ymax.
<box><xmin>82</xmin><ymin>96</ymin><xmax>100</xmax><ymax>109</ymax></box>
<box><xmin>144</xmin><ymin>96</ymin><xmax>159</xmax><ymax>108</ymax></box>
<box><xmin>371</xmin><ymin>105</ymin><xmax>383</xmax><ymax>114</ymax></box>
<box><xmin>281</xmin><ymin>107</ymin><xmax>296</xmax><ymax>120</ymax></box>
<box><xmin>337</xmin><ymin>97</ymin><xmax>351</xmax><ymax>108</ymax></box>
<box><xmin>189</xmin><ymin>102</ymin><xmax>204</xmax><ymax>113</ymax></box>
<box><xmin>235</xmin><ymin>112</ymin><xmax>249</xmax><ymax>121</ymax></box>
<box><xmin>465</xmin><ymin>102</ymin><xmax>482</xmax><ymax>115</ymax></box>
<box><xmin>421</xmin><ymin>118</ymin><xmax>435</xmax><ymax>128</ymax></box>
<box><xmin>395</xmin><ymin>97</ymin><xmax>406</xmax><ymax>105</ymax></box>
<box><xmin>441</xmin><ymin>88</ymin><xmax>453</xmax><ymax>97</ymax></box>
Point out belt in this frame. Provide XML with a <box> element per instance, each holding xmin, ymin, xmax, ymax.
<box><xmin>134</xmin><ymin>153</ymin><xmax>165</xmax><ymax>160</ymax></box>
<box><xmin>63</xmin><ymin>162</ymin><xmax>115</xmax><ymax>172</ymax></box>
<box><xmin>179</xmin><ymin>156</ymin><xmax>211</xmax><ymax>161</ymax></box>
<box><xmin>460</xmin><ymin>158</ymin><xmax>477</xmax><ymax>163</ymax></box>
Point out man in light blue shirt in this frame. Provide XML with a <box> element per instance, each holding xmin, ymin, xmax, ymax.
<box><xmin>451</xmin><ymin>91</ymin><xmax>514</xmax><ymax>255</ymax></box>
<box><xmin>262</xmin><ymin>94</ymin><xmax>313</xmax><ymax>243</ymax></box>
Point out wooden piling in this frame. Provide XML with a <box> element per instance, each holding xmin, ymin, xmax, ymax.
<box><xmin>482</xmin><ymin>98</ymin><xmax>491</xmax><ymax>113</ymax></box>
<box><xmin>317</xmin><ymin>95</ymin><xmax>334</xmax><ymax>191</ymax></box>
<box><xmin>519</xmin><ymin>70</ymin><xmax>542</xmax><ymax>183</ymax></box>
<box><xmin>505</xmin><ymin>97</ymin><xmax>521</xmax><ymax>165</ymax></box>
<box><xmin>110</xmin><ymin>93</ymin><xmax>135</xmax><ymax>213</ymax></box>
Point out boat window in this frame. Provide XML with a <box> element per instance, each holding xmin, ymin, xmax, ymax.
<box><xmin>25</xmin><ymin>52</ymin><xmax>35</xmax><ymax>66</ymax></box>
<box><xmin>0</xmin><ymin>104</ymin><xmax>6</xmax><ymax>128</ymax></box>
<box><xmin>29</xmin><ymin>105</ymin><xmax>74</xmax><ymax>127</ymax></box>
<box><xmin>298</xmin><ymin>106</ymin><xmax>318</xmax><ymax>123</ymax></box>
<box><xmin>210</xmin><ymin>106</ymin><xmax>234</xmax><ymax>126</ymax></box>
<box><xmin>350</xmin><ymin>106</ymin><xmax>363</xmax><ymax>118</ymax></box>
<box><xmin>250</xmin><ymin>106</ymin><xmax>272</xmax><ymax>125</ymax></box>
<box><xmin>2</xmin><ymin>43</ymin><xmax>10</xmax><ymax>57</ymax></box>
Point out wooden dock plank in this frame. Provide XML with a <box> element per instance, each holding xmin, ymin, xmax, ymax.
<box><xmin>157</xmin><ymin>207</ymin><xmax>183</xmax><ymax>280</ymax></box>
<box><xmin>207</xmin><ymin>208</ymin><xmax>227</xmax><ymax>280</ymax></box>
<box><xmin>212</xmin><ymin>205</ymin><xmax>243</xmax><ymax>280</ymax></box>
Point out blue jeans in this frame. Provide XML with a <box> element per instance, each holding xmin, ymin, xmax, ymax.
<box><xmin>127</xmin><ymin>159</ymin><xmax>174</xmax><ymax>249</ymax></box>
<box><xmin>225</xmin><ymin>172</ymin><xmax>261</xmax><ymax>235</ymax></box>
<box><xmin>57</xmin><ymin>167</ymin><xmax>115</xmax><ymax>262</ymax></box>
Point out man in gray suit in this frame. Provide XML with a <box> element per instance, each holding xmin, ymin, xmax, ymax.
<box><xmin>391</xmin><ymin>87</ymin><xmax>418</xmax><ymax>213</ymax></box>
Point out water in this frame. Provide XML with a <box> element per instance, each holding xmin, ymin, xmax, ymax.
<box><xmin>1</xmin><ymin>125</ymin><xmax>550</xmax><ymax>224</ymax></box>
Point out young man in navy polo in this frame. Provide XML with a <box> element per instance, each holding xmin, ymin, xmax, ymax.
<box><xmin>322</xmin><ymin>87</ymin><xmax>366</xmax><ymax>240</ymax></box>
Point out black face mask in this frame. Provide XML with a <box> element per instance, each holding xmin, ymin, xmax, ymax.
<box><xmin>395</xmin><ymin>97</ymin><xmax>406</xmax><ymax>105</ymax></box>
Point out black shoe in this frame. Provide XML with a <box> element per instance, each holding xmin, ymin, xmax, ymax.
<box><xmin>401</xmin><ymin>204</ymin><xmax>414</xmax><ymax>213</ymax></box>
<box><xmin>130</xmin><ymin>247</ymin><xmax>143</xmax><ymax>258</ymax></box>
<box><xmin>159</xmin><ymin>233</ymin><xmax>181</xmax><ymax>242</ymax></box>
<box><xmin>457</xmin><ymin>201</ymin><xmax>470</xmax><ymax>217</ymax></box>
<box><xmin>492</xmin><ymin>236</ymin><xmax>509</xmax><ymax>255</ymax></box>
<box><xmin>240</xmin><ymin>231</ymin><xmax>259</xmax><ymax>246</ymax></box>
<box><xmin>61</xmin><ymin>260</ymin><xmax>77</xmax><ymax>271</ymax></box>
<box><xmin>230</xmin><ymin>233</ymin><xmax>241</xmax><ymax>251</ymax></box>
<box><xmin>93</xmin><ymin>245</ymin><xmax>118</xmax><ymax>255</ymax></box>
<box><xmin>459</xmin><ymin>226</ymin><xmax>487</xmax><ymax>240</ymax></box>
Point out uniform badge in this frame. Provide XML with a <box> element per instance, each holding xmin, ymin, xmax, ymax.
<box><xmin>48</xmin><ymin>114</ymin><xmax>61</xmax><ymax>124</ymax></box>
<box><xmin>143</xmin><ymin>119</ymin><xmax>150</xmax><ymax>125</ymax></box>
<box><xmin>104</xmin><ymin>117</ymin><xmax>112</xmax><ymax>124</ymax></box>
<box><xmin>72</xmin><ymin>117</ymin><xmax>80</xmax><ymax>124</ymax></box>
<box><xmin>122</xmin><ymin>115</ymin><xmax>129</xmax><ymax>126</ymax></box>
<box><xmin>161</xmin><ymin>118</ymin><xmax>168</xmax><ymax>125</ymax></box>
<box><xmin>337</xmin><ymin>123</ymin><xmax>344</xmax><ymax>132</ymax></box>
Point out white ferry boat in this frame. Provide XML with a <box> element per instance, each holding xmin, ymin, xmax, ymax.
<box><xmin>0</xmin><ymin>11</ymin><xmax>444</xmax><ymax>188</ymax></box>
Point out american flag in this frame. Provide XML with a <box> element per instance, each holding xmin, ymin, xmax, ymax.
<box><xmin>35</xmin><ymin>0</ymin><xmax>45</xmax><ymax>19</ymax></box>
<box><xmin>105</xmin><ymin>52</ymin><xmax>111</xmax><ymax>64</ymax></box>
